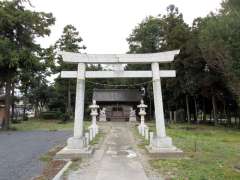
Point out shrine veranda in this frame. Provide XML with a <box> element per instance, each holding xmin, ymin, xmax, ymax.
<box><xmin>56</xmin><ymin>49</ymin><xmax>183</xmax><ymax>158</ymax></box>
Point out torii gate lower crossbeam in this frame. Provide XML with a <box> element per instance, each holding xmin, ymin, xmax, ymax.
<box><xmin>56</xmin><ymin>50</ymin><xmax>182</xmax><ymax>158</ymax></box>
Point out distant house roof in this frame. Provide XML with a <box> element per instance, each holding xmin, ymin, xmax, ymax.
<box><xmin>93</xmin><ymin>89</ymin><xmax>142</xmax><ymax>102</ymax></box>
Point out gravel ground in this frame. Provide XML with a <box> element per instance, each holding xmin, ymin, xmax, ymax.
<box><xmin>0</xmin><ymin>131</ymin><xmax>72</xmax><ymax>180</ymax></box>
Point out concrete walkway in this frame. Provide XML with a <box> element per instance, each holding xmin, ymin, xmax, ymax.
<box><xmin>68</xmin><ymin>122</ymin><xmax>149</xmax><ymax>180</ymax></box>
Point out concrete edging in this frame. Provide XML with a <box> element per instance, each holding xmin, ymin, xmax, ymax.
<box><xmin>52</xmin><ymin>161</ymin><xmax>72</xmax><ymax>180</ymax></box>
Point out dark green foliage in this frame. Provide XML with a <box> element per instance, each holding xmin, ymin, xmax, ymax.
<box><xmin>52</xmin><ymin>25</ymin><xmax>86</xmax><ymax>116</ymax></box>
<box><xmin>127</xmin><ymin>5</ymin><xmax>189</xmax><ymax>53</ymax></box>
<box><xmin>126</xmin><ymin>3</ymin><xmax>240</xmax><ymax>125</ymax></box>
<box><xmin>40</xmin><ymin>111</ymin><xmax>62</xmax><ymax>120</ymax></box>
<box><xmin>198</xmin><ymin>1</ymin><xmax>240</xmax><ymax>105</ymax></box>
<box><xmin>0</xmin><ymin>0</ymin><xmax>55</xmax><ymax>129</ymax></box>
<box><xmin>126</xmin><ymin>5</ymin><xmax>191</xmax><ymax>119</ymax></box>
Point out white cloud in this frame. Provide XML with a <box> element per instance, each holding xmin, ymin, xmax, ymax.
<box><xmin>31</xmin><ymin>0</ymin><xmax>222</xmax><ymax>54</ymax></box>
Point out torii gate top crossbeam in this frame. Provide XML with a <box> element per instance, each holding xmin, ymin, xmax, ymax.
<box><xmin>59</xmin><ymin>50</ymin><xmax>179</xmax><ymax>64</ymax></box>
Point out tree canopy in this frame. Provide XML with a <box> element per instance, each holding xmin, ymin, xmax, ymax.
<box><xmin>126</xmin><ymin>2</ymin><xmax>240</xmax><ymax>125</ymax></box>
<box><xmin>0</xmin><ymin>0</ymin><xmax>55</xmax><ymax>129</ymax></box>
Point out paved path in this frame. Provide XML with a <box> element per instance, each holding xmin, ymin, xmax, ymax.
<box><xmin>68</xmin><ymin>122</ymin><xmax>149</xmax><ymax>180</ymax></box>
<box><xmin>0</xmin><ymin>131</ymin><xmax>71</xmax><ymax>180</ymax></box>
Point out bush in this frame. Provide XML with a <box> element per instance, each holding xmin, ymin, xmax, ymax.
<box><xmin>40</xmin><ymin>111</ymin><xmax>62</xmax><ymax>120</ymax></box>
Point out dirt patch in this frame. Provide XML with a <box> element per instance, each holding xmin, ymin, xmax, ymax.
<box><xmin>33</xmin><ymin>144</ymin><xmax>67</xmax><ymax>180</ymax></box>
<box><xmin>234</xmin><ymin>164</ymin><xmax>240</xmax><ymax>172</ymax></box>
<box><xmin>34</xmin><ymin>160</ymin><xmax>66</xmax><ymax>180</ymax></box>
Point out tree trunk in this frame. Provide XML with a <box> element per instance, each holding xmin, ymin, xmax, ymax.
<box><xmin>212</xmin><ymin>95</ymin><xmax>218</xmax><ymax>125</ymax></box>
<box><xmin>22</xmin><ymin>89</ymin><xmax>27</xmax><ymax>120</ymax></box>
<box><xmin>11</xmin><ymin>82</ymin><xmax>15</xmax><ymax>122</ymax></box>
<box><xmin>194</xmin><ymin>96</ymin><xmax>198</xmax><ymax>123</ymax></box>
<box><xmin>202</xmin><ymin>97</ymin><xmax>206</xmax><ymax>123</ymax></box>
<box><xmin>149</xmin><ymin>95</ymin><xmax>152</xmax><ymax>121</ymax></box>
<box><xmin>23</xmin><ymin>101</ymin><xmax>26</xmax><ymax>120</ymax></box>
<box><xmin>186</xmin><ymin>94</ymin><xmax>190</xmax><ymax>124</ymax></box>
<box><xmin>174</xmin><ymin>111</ymin><xmax>177</xmax><ymax>123</ymax></box>
<box><xmin>169</xmin><ymin>111</ymin><xmax>173</xmax><ymax>123</ymax></box>
<box><xmin>3</xmin><ymin>80</ymin><xmax>11</xmax><ymax>130</ymax></box>
<box><xmin>227</xmin><ymin>111</ymin><xmax>231</xmax><ymax>127</ymax></box>
<box><xmin>223</xmin><ymin>101</ymin><xmax>226</xmax><ymax>118</ymax></box>
<box><xmin>238</xmin><ymin>110</ymin><xmax>240</xmax><ymax>129</ymax></box>
<box><xmin>235</xmin><ymin>112</ymin><xmax>237</xmax><ymax>127</ymax></box>
<box><xmin>34</xmin><ymin>103</ymin><xmax>39</xmax><ymax>118</ymax></box>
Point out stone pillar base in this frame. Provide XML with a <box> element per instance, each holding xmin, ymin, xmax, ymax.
<box><xmin>99</xmin><ymin>116</ymin><xmax>106</xmax><ymax>122</ymax></box>
<box><xmin>129</xmin><ymin>116</ymin><xmax>137</xmax><ymax>122</ymax></box>
<box><xmin>55</xmin><ymin>137</ymin><xmax>93</xmax><ymax>160</ymax></box>
<box><xmin>67</xmin><ymin>137</ymin><xmax>85</xmax><ymax>149</ymax></box>
<box><xmin>146</xmin><ymin>136</ymin><xmax>183</xmax><ymax>156</ymax></box>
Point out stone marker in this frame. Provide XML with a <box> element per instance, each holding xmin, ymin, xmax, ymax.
<box><xmin>149</xmin><ymin>132</ymin><xmax>154</xmax><ymax>145</ymax></box>
<box><xmin>141</xmin><ymin>126</ymin><xmax>145</xmax><ymax>137</ymax></box>
<box><xmin>85</xmin><ymin>132</ymin><xmax>89</xmax><ymax>146</ymax></box>
<box><xmin>145</xmin><ymin>127</ymin><xmax>149</xmax><ymax>140</ymax></box>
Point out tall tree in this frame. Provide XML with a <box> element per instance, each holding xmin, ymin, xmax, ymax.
<box><xmin>0</xmin><ymin>0</ymin><xmax>55</xmax><ymax>129</ymax></box>
<box><xmin>127</xmin><ymin>5</ymin><xmax>189</xmax><ymax>54</ymax></box>
<box><xmin>54</xmin><ymin>25</ymin><xmax>86</xmax><ymax>117</ymax></box>
<box><xmin>126</xmin><ymin>5</ymin><xmax>190</xmax><ymax>119</ymax></box>
<box><xmin>198</xmin><ymin>0</ymin><xmax>240</xmax><ymax>109</ymax></box>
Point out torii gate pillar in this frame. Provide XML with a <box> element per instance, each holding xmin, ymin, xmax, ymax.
<box><xmin>67</xmin><ymin>63</ymin><xmax>86</xmax><ymax>148</ymax></box>
<box><xmin>149</xmin><ymin>63</ymin><xmax>182</xmax><ymax>153</ymax></box>
<box><xmin>56</xmin><ymin>63</ymin><xmax>93</xmax><ymax>158</ymax></box>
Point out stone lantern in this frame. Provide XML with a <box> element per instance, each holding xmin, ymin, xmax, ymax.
<box><xmin>89</xmin><ymin>100</ymin><xmax>99</xmax><ymax>135</ymax></box>
<box><xmin>137</xmin><ymin>99</ymin><xmax>147</xmax><ymax>136</ymax></box>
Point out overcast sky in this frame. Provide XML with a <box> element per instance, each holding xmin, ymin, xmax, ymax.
<box><xmin>31</xmin><ymin>0</ymin><xmax>222</xmax><ymax>54</ymax></box>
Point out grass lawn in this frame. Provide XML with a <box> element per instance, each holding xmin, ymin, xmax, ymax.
<box><xmin>11</xmin><ymin>119</ymin><xmax>91</xmax><ymax>131</ymax></box>
<box><xmin>146</xmin><ymin>123</ymin><xmax>240</xmax><ymax>180</ymax></box>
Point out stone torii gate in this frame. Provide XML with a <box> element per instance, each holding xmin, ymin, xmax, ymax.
<box><xmin>57</xmin><ymin>50</ymin><xmax>181</xmax><ymax>157</ymax></box>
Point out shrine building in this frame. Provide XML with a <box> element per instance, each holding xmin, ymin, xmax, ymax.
<box><xmin>92</xmin><ymin>89</ymin><xmax>141</xmax><ymax>121</ymax></box>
